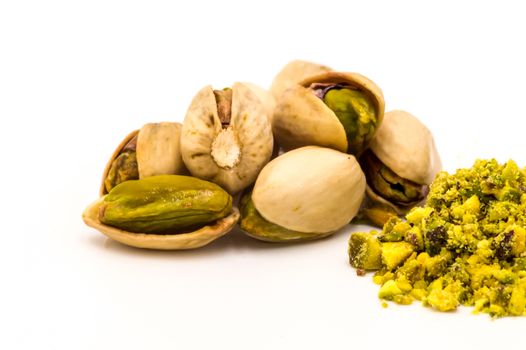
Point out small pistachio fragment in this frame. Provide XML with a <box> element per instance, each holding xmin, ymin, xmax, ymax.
<box><xmin>273</xmin><ymin>71</ymin><xmax>384</xmax><ymax>156</ymax></box>
<box><xmin>181</xmin><ymin>82</ymin><xmax>274</xmax><ymax>194</ymax></box>
<box><xmin>241</xmin><ymin>146</ymin><xmax>366</xmax><ymax>241</ymax></box>
<box><xmin>239</xmin><ymin>192</ymin><xmax>330</xmax><ymax>242</ymax></box>
<box><xmin>269</xmin><ymin>59</ymin><xmax>332</xmax><ymax>99</ymax></box>
<box><xmin>83</xmin><ymin>175</ymin><xmax>240</xmax><ymax>250</ymax></box>
<box><xmin>359</xmin><ymin>110</ymin><xmax>442</xmax><ymax>226</ymax></box>
<box><xmin>101</xmin><ymin>122</ymin><xmax>186</xmax><ymax>195</ymax></box>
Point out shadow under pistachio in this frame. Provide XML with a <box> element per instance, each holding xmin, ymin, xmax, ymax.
<box><xmin>85</xmin><ymin>225</ymin><xmax>344</xmax><ymax>260</ymax></box>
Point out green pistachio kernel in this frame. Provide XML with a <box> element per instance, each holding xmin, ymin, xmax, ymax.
<box><xmin>323</xmin><ymin>88</ymin><xmax>377</xmax><ymax>155</ymax></box>
<box><xmin>100</xmin><ymin>175</ymin><xmax>232</xmax><ymax>234</ymax></box>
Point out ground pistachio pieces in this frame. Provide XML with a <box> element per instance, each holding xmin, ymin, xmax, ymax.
<box><xmin>349</xmin><ymin>159</ymin><xmax>526</xmax><ymax>317</ymax></box>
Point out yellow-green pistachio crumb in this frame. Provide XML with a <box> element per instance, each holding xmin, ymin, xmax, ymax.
<box><xmin>349</xmin><ymin>159</ymin><xmax>526</xmax><ymax>317</ymax></box>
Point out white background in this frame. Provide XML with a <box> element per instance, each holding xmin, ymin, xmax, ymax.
<box><xmin>2</xmin><ymin>0</ymin><xmax>526</xmax><ymax>349</ymax></box>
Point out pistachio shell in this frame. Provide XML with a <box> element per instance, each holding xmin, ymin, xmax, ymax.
<box><xmin>252</xmin><ymin>146</ymin><xmax>366</xmax><ymax>233</ymax></box>
<box><xmin>270</xmin><ymin>60</ymin><xmax>332</xmax><ymax>99</ymax></box>
<box><xmin>273</xmin><ymin>71</ymin><xmax>385</xmax><ymax>155</ymax></box>
<box><xmin>83</xmin><ymin>199</ymin><xmax>239</xmax><ymax>250</ymax></box>
<box><xmin>181</xmin><ymin>82</ymin><xmax>273</xmax><ymax>194</ymax></box>
<box><xmin>100</xmin><ymin>122</ymin><xmax>187</xmax><ymax>196</ymax></box>
<box><xmin>369</xmin><ymin>110</ymin><xmax>441</xmax><ymax>185</ymax></box>
<box><xmin>240</xmin><ymin>82</ymin><xmax>276</xmax><ymax>124</ymax></box>
<box><xmin>136</xmin><ymin>122</ymin><xmax>186</xmax><ymax>179</ymax></box>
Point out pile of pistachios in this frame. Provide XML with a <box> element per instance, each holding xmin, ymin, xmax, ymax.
<box><xmin>83</xmin><ymin>60</ymin><xmax>441</xmax><ymax>250</ymax></box>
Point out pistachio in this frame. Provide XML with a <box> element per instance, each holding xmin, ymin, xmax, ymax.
<box><xmin>359</xmin><ymin>110</ymin><xmax>441</xmax><ymax>226</ymax></box>
<box><xmin>273</xmin><ymin>71</ymin><xmax>384</xmax><ymax>156</ymax></box>
<box><xmin>240</xmin><ymin>146</ymin><xmax>366</xmax><ymax>241</ymax></box>
<box><xmin>181</xmin><ymin>82</ymin><xmax>274</xmax><ymax>194</ymax></box>
<box><xmin>83</xmin><ymin>175</ymin><xmax>240</xmax><ymax>250</ymax></box>
<box><xmin>269</xmin><ymin>59</ymin><xmax>332</xmax><ymax>99</ymax></box>
<box><xmin>101</xmin><ymin>122</ymin><xmax>186</xmax><ymax>195</ymax></box>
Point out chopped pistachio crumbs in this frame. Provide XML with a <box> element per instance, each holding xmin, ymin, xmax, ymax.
<box><xmin>349</xmin><ymin>159</ymin><xmax>526</xmax><ymax>317</ymax></box>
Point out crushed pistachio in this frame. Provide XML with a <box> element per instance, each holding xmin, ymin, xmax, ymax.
<box><xmin>349</xmin><ymin>159</ymin><xmax>526</xmax><ymax>317</ymax></box>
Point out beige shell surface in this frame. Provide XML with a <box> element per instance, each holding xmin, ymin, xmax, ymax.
<box><xmin>269</xmin><ymin>60</ymin><xmax>332</xmax><ymax>99</ymax></box>
<box><xmin>272</xmin><ymin>71</ymin><xmax>385</xmax><ymax>154</ymax></box>
<box><xmin>181</xmin><ymin>82</ymin><xmax>274</xmax><ymax>194</ymax></box>
<box><xmin>252</xmin><ymin>146</ymin><xmax>366</xmax><ymax>233</ymax></box>
<box><xmin>137</xmin><ymin>122</ymin><xmax>187</xmax><ymax>178</ymax></box>
<box><xmin>240</xmin><ymin>82</ymin><xmax>276</xmax><ymax>124</ymax></box>
<box><xmin>82</xmin><ymin>198</ymin><xmax>240</xmax><ymax>250</ymax></box>
<box><xmin>100</xmin><ymin>122</ymin><xmax>187</xmax><ymax>196</ymax></box>
<box><xmin>100</xmin><ymin>129</ymin><xmax>139</xmax><ymax>196</ymax></box>
<box><xmin>272</xmin><ymin>86</ymin><xmax>348</xmax><ymax>152</ymax></box>
<box><xmin>369</xmin><ymin>110</ymin><xmax>442</xmax><ymax>185</ymax></box>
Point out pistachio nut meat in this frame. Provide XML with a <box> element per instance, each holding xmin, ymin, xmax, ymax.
<box><xmin>101</xmin><ymin>122</ymin><xmax>187</xmax><ymax>195</ymax></box>
<box><xmin>359</xmin><ymin>110</ymin><xmax>442</xmax><ymax>226</ymax></box>
<box><xmin>273</xmin><ymin>71</ymin><xmax>385</xmax><ymax>155</ymax></box>
<box><xmin>240</xmin><ymin>146</ymin><xmax>366</xmax><ymax>242</ymax></box>
<box><xmin>83</xmin><ymin>175</ymin><xmax>240</xmax><ymax>250</ymax></box>
<box><xmin>269</xmin><ymin>59</ymin><xmax>332</xmax><ymax>99</ymax></box>
<box><xmin>181</xmin><ymin>82</ymin><xmax>274</xmax><ymax>195</ymax></box>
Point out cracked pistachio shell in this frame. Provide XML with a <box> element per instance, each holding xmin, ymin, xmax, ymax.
<box><xmin>84</xmin><ymin>175</ymin><xmax>240</xmax><ymax>250</ymax></box>
<box><xmin>363</xmin><ymin>110</ymin><xmax>442</xmax><ymax>220</ymax></box>
<box><xmin>272</xmin><ymin>71</ymin><xmax>385</xmax><ymax>155</ymax></box>
<box><xmin>181</xmin><ymin>82</ymin><xmax>273</xmax><ymax>195</ymax></box>
<box><xmin>269</xmin><ymin>59</ymin><xmax>332</xmax><ymax>99</ymax></box>
<box><xmin>252</xmin><ymin>146</ymin><xmax>366</xmax><ymax>233</ymax></box>
<box><xmin>100</xmin><ymin>122</ymin><xmax>187</xmax><ymax>196</ymax></box>
<box><xmin>369</xmin><ymin>110</ymin><xmax>441</xmax><ymax>186</ymax></box>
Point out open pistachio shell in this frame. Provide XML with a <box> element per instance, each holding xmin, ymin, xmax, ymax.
<box><xmin>269</xmin><ymin>60</ymin><xmax>332</xmax><ymax>99</ymax></box>
<box><xmin>181</xmin><ymin>82</ymin><xmax>273</xmax><ymax>194</ymax></box>
<box><xmin>83</xmin><ymin>198</ymin><xmax>240</xmax><ymax>250</ymax></box>
<box><xmin>369</xmin><ymin>110</ymin><xmax>441</xmax><ymax>185</ymax></box>
<box><xmin>361</xmin><ymin>110</ymin><xmax>442</xmax><ymax>225</ymax></box>
<box><xmin>252</xmin><ymin>146</ymin><xmax>366</xmax><ymax>234</ymax></box>
<box><xmin>100</xmin><ymin>122</ymin><xmax>187</xmax><ymax>196</ymax></box>
<box><xmin>273</xmin><ymin>71</ymin><xmax>385</xmax><ymax>155</ymax></box>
